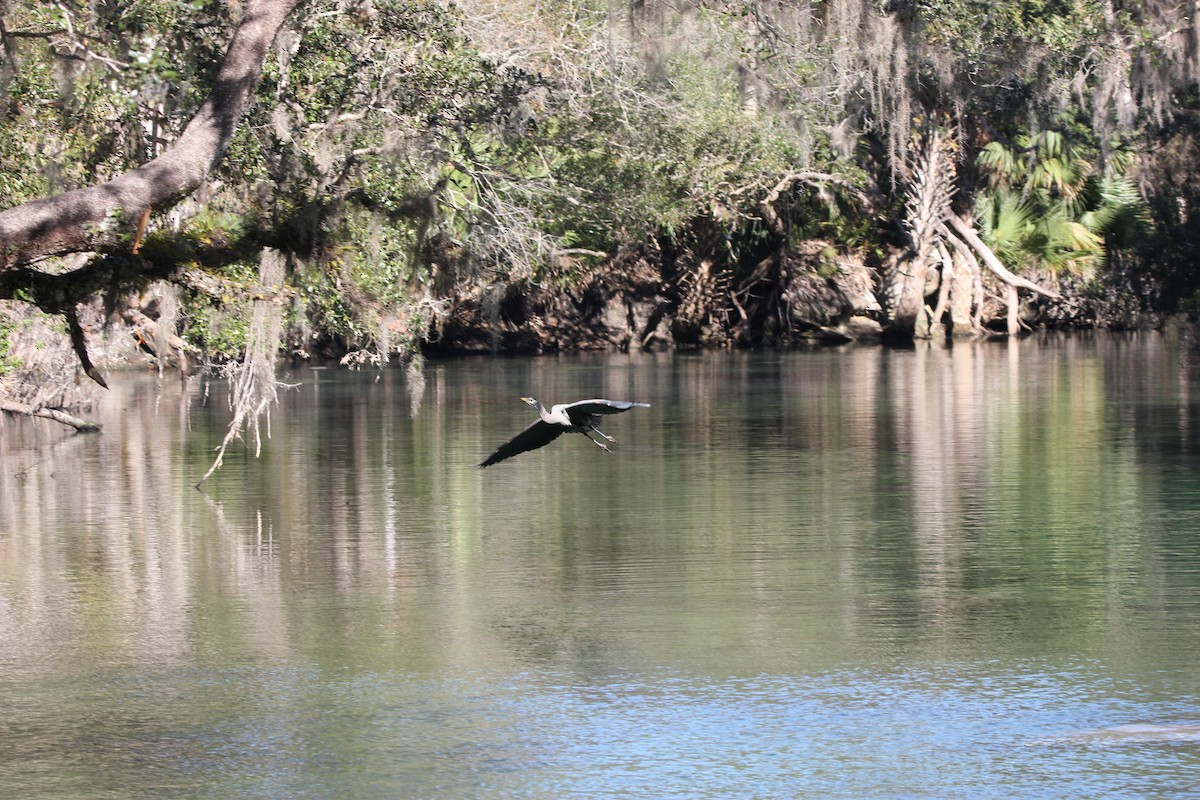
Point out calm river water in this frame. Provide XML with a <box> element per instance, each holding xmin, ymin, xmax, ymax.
<box><xmin>2</xmin><ymin>333</ymin><xmax>1200</xmax><ymax>799</ymax></box>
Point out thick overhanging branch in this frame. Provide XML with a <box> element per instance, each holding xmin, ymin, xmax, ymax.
<box><xmin>0</xmin><ymin>0</ymin><xmax>299</xmax><ymax>397</ymax></box>
<box><xmin>0</xmin><ymin>255</ymin><xmax>163</xmax><ymax>312</ymax></box>
<box><xmin>0</xmin><ymin>0</ymin><xmax>300</xmax><ymax>271</ymax></box>
<box><xmin>0</xmin><ymin>239</ymin><xmax>295</xmax><ymax>308</ymax></box>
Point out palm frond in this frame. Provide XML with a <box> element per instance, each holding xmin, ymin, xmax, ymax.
<box><xmin>976</xmin><ymin>141</ymin><xmax>1020</xmax><ymax>186</ymax></box>
<box><xmin>977</xmin><ymin>189</ymin><xmax>1035</xmax><ymax>263</ymax></box>
<box><xmin>1034</xmin><ymin>208</ymin><xmax>1103</xmax><ymax>274</ymax></box>
<box><xmin>1097</xmin><ymin>176</ymin><xmax>1150</xmax><ymax>247</ymax></box>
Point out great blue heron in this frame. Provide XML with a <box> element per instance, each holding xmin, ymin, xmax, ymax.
<box><xmin>477</xmin><ymin>397</ymin><xmax>651</xmax><ymax>468</ymax></box>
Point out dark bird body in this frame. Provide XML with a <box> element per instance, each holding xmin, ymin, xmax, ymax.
<box><xmin>477</xmin><ymin>397</ymin><xmax>650</xmax><ymax>468</ymax></box>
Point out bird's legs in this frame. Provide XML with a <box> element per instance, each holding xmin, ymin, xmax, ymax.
<box><xmin>581</xmin><ymin>431</ymin><xmax>613</xmax><ymax>453</ymax></box>
<box><xmin>588</xmin><ymin>425</ymin><xmax>616</xmax><ymax>443</ymax></box>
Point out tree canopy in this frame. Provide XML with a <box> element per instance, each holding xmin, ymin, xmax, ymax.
<box><xmin>1</xmin><ymin>0</ymin><xmax>1198</xmax><ymax>416</ymax></box>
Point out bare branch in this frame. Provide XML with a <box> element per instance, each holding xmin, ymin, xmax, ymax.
<box><xmin>942</xmin><ymin>216</ymin><xmax>1061</xmax><ymax>301</ymax></box>
<box><xmin>0</xmin><ymin>399</ymin><xmax>102</xmax><ymax>432</ymax></box>
<box><xmin>65</xmin><ymin>305</ymin><xmax>108</xmax><ymax>389</ymax></box>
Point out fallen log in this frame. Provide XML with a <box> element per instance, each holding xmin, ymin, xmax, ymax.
<box><xmin>0</xmin><ymin>400</ymin><xmax>102</xmax><ymax>432</ymax></box>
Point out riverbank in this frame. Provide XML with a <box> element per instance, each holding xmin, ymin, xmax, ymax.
<box><xmin>0</xmin><ymin>248</ymin><xmax>1176</xmax><ymax>427</ymax></box>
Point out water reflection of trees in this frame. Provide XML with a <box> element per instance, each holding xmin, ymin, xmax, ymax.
<box><xmin>1</xmin><ymin>336</ymin><xmax>1197</xmax><ymax>683</ymax></box>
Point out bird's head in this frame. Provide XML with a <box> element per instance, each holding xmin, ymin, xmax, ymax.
<box><xmin>520</xmin><ymin>396</ymin><xmax>538</xmax><ymax>407</ymax></box>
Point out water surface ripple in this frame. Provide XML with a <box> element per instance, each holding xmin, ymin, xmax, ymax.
<box><xmin>2</xmin><ymin>333</ymin><xmax>1199</xmax><ymax>798</ymax></box>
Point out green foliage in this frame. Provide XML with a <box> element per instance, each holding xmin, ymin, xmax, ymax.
<box><xmin>181</xmin><ymin>298</ymin><xmax>251</xmax><ymax>362</ymax></box>
<box><xmin>0</xmin><ymin>310</ymin><xmax>21</xmax><ymax>376</ymax></box>
<box><xmin>1076</xmin><ymin>176</ymin><xmax>1150</xmax><ymax>249</ymax></box>
<box><xmin>294</xmin><ymin>264</ymin><xmax>367</xmax><ymax>345</ymax></box>
<box><xmin>335</xmin><ymin>205</ymin><xmax>425</xmax><ymax>304</ymax></box>
<box><xmin>525</xmin><ymin>50</ymin><xmax>823</xmax><ymax>267</ymax></box>
<box><xmin>0</xmin><ymin>1</ymin><xmax>234</xmax><ymax>201</ymax></box>
<box><xmin>974</xmin><ymin>125</ymin><xmax>1148</xmax><ymax>274</ymax></box>
<box><xmin>976</xmin><ymin>185</ymin><xmax>1105</xmax><ymax>273</ymax></box>
<box><xmin>917</xmin><ymin>0</ymin><xmax>1104</xmax><ymax>80</ymax></box>
<box><xmin>977</xmin><ymin>189</ymin><xmax>1037</xmax><ymax>264</ymax></box>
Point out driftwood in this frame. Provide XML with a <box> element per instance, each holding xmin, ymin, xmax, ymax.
<box><xmin>0</xmin><ymin>400</ymin><xmax>101</xmax><ymax>432</ymax></box>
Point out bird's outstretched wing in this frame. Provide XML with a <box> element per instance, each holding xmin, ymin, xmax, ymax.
<box><xmin>477</xmin><ymin>419</ymin><xmax>565</xmax><ymax>468</ymax></box>
<box><xmin>562</xmin><ymin>399</ymin><xmax>651</xmax><ymax>416</ymax></box>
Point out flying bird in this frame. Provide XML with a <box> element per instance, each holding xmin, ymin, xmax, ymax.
<box><xmin>477</xmin><ymin>396</ymin><xmax>650</xmax><ymax>468</ymax></box>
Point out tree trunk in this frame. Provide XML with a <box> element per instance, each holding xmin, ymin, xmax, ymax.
<box><xmin>888</xmin><ymin>129</ymin><xmax>955</xmax><ymax>338</ymax></box>
<box><xmin>889</xmin><ymin>255</ymin><xmax>930</xmax><ymax>336</ymax></box>
<box><xmin>1006</xmin><ymin>284</ymin><xmax>1020</xmax><ymax>336</ymax></box>
<box><xmin>948</xmin><ymin>251</ymin><xmax>975</xmax><ymax>336</ymax></box>
<box><xmin>0</xmin><ymin>0</ymin><xmax>300</xmax><ymax>272</ymax></box>
<box><xmin>929</xmin><ymin>241</ymin><xmax>953</xmax><ymax>339</ymax></box>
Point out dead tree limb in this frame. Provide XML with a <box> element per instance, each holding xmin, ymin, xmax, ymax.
<box><xmin>65</xmin><ymin>305</ymin><xmax>108</xmax><ymax>388</ymax></box>
<box><xmin>942</xmin><ymin>215</ymin><xmax>1061</xmax><ymax>300</ymax></box>
<box><xmin>0</xmin><ymin>400</ymin><xmax>102</xmax><ymax>432</ymax></box>
<box><xmin>937</xmin><ymin>222</ymin><xmax>985</xmax><ymax>335</ymax></box>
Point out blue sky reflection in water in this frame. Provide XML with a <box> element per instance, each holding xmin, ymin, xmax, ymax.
<box><xmin>2</xmin><ymin>332</ymin><xmax>1200</xmax><ymax>799</ymax></box>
